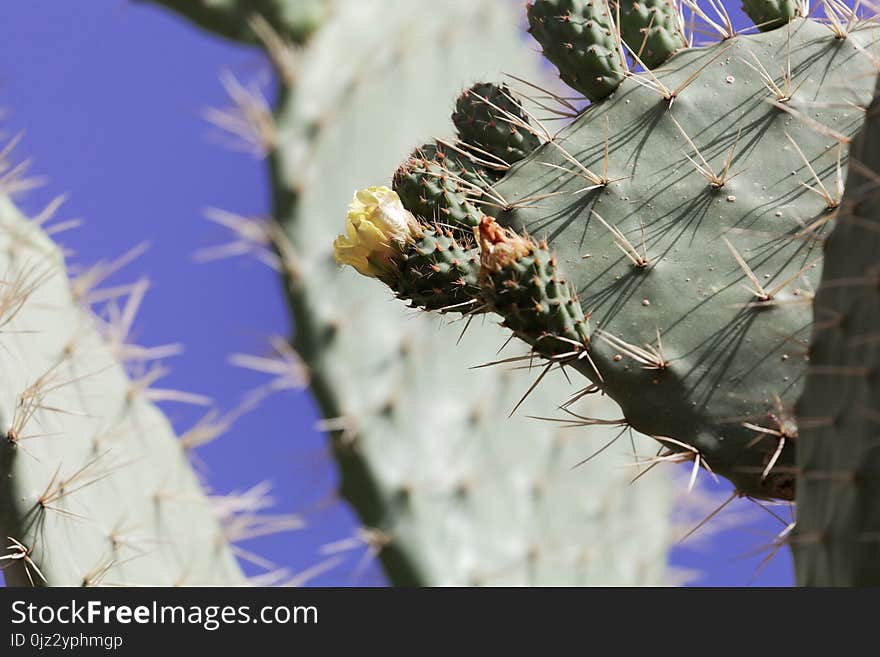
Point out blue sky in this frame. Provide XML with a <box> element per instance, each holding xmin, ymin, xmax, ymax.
<box><xmin>0</xmin><ymin>0</ymin><xmax>795</xmax><ymax>586</ymax></box>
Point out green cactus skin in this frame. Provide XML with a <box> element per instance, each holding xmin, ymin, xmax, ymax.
<box><xmin>527</xmin><ymin>0</ymin><xmax>627</xmax><ymax>101</ymax></box>
<box><xmin>392</xmin><ymin>143</ymin><xmax>494</xmax><ymax>230</ymax></box>
<box><xmin>151</xmin><ymin>0</ymin><xmax>677</xmax><ymax>585</ymax></box>
<box><xmin>392</xmin><ymin>229</ymin><xmax>482</xmax><ymax>314</ymax></box>
<box><xmin>740</xmin><ymin>0</ymin><xmax>799</xmax><ymax>32</ymax></box>
<box><xmin>452</xmin><ymin>83</ymin><xmax>542</xmax><ymax>166</ymax></box>
<box><xmin>372</xmin><ymin>13</ymin><xmax>880</xmax><ymax>504</ymax></box>
<box><xmin>140</xmin><ymin>0</ymin><xmax>325</xmax><ymax>44</ymax></box>
<box><xmin>793</xmin><ymin>80</ymin><xmax>880</xmax><ymax>586</ymax></box>
<box><xmin>491</xmin><ymin>17</ymin><xmax>880</xmax><ymax>501</ymax></box>
<box><xmin>617</xmin><ymin>0</ymin><xmax>687</xmax><ymax>69</ymax></box>
<box><xmin>478</xmin><ymin>219</ymin><xmax>591</xmax><ymax>358</ymax></box>
<box><xmin>0</xmin><ymin>194</ymin><xmax>245</xmax><ymax>586</ymax></box>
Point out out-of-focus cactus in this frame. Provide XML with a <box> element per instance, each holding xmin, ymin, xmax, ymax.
<box><xmin>148</xmin><ymin>0</ymin><xmax>677</xmax><ymax>585</ymax></box>
<box><xmin>136</xmin><ymin>0</ymin><xmax>326</xmax><ymax>44</ymax></box>
<box><xmin>0</xmin><ymin>188</ymin><xmax>245</xmax><ymax>586</ymax></box>
<box><xmin>794</xmin><ymin>78</ymin><xmax>880</xmax><ymax>586</ymax></box>
<box><xmin>344</xmin><ymin>5</ymin><xmax>880</xmax><ymax>508</ymax></box>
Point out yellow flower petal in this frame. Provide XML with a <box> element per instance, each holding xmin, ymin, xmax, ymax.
<box><xmin>332</xmin><ymin>186</ymin><xmax>419</xmax><ymax>279</ymax></box>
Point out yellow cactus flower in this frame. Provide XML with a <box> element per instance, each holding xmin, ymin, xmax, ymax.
<box><xmin>333</xmin><ymin>186</ymin><xmax>419</xmax><ymax>278</ymax></box>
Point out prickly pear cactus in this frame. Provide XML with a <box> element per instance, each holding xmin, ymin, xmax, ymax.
<box><xmin>793</xmin><ymin>79</ymin><xmax>880</xmax><ymax>586</ymax></box>
<box><xmin>0</xmin><ymin>192</ymin><xmax>244</xmax><ymax>586</ymax></box>
<box><xmin>349</xmin><ymin>6</ymin><xmax>880</xmax><ymax>506</ymax></box>
<box><xmin>493</xmin><ymin>16</ymin><xmax>879</xmax><ymax>501</ymax></box>
<box><xmin>150</xmin><ymin>0</ymin><xmax>677</xmax><ymax>585</ymax></box>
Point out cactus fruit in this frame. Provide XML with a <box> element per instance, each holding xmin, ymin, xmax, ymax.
<box><xmin>793</xmin><ymin>78</ymin><xmax>880</xmax><ymax>586</ymax></box>
<box><xmin>0</xmin><ymin>190</ymin><xmax>245</xmax><ymax>586</ymax></box>
<box><xmin>740</xmin><ymin>0</ymin><xmax>800</xmax><ymax>31</ymax></box>
<box><xmin>452</xmin><ymin>83</ymin><xmax>542</xmax><ymax>166</ymax></box>
<box><xmin>150</xmin><ymin>0</ymin><xmax>678</xmax><ymax>585</ymax></box>
<box><xmin>348</xmin><ymin>7</ymin><xmax>880</xmax><ymax>507</ymax></box>
<box><xmin>392</xmin><ymin>143</ymin><xmax>494</xmax><ymax>230</ymax></box>
<box><xmin>527</xmin><ymin>0</ymin><xmax>627</xmax><ymax>101</ymax></box>
<box><xmin>617</xmin><ymin>0</ymin><xmax>687</xmax><ymax>68</ymax></box>
<box><xmin>394</xmin><ymin>229</ymin><xmax>482</xmax><ymax>314</ymax></box>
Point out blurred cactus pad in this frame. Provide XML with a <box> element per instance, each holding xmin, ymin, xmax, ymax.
<box><xmin>0</xmin><ymin>189</ymin><xmax>245</xmax><ymax>586</ymax></box>
<box><xmin>335</xmin><ymin>1</ymin><xmax>880</xmax><ymax>585</ymax></box>
<box><xmin>794</xmin><ymin>76</ymin><xmax>880</xmax><ymax>587</ymax></box>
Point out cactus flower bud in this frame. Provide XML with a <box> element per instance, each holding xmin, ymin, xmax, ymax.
<box><xmin>333</xmin><ymin>186</ymin><xmax>420</xmax><ymax>278</ymax></box>
<box><xmin>477</xmin><ymin>216</ymin><xmax>533</xmax><ymax>273</ymax></box>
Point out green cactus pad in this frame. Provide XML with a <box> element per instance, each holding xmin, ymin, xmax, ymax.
<box><xmin>527</xmin><ymin>0</ymin><xmax>627</xmax><ymax>101</ymax></box>
<box><xmin>492</xmin><ymin>18</ymin><xmax>880</xmax><ymax>500</ymax></box>
<box><xmin>793</xmin><ymin>80</ymin><xmax>880</xmax><ymax>586</ymax></box>
<box><xmin>741</xmin><ymin>0</ymin><xmax>799</xmax><ymax>31</ymax></box>
<box><xmin>617</xmin><ymin>0</ymin><xmax>687</xmax><ymax>68</ymax></box>
<box><xmin>452</xmin><ymin>82</ymin><xmax>542</xmax><ymax>166</ymax></box>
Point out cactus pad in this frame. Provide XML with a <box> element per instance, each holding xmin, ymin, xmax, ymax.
<box><xmin>493</xmin><ymin>18</ymin><xmax>880</xmax><ymax>500</ymax></box>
